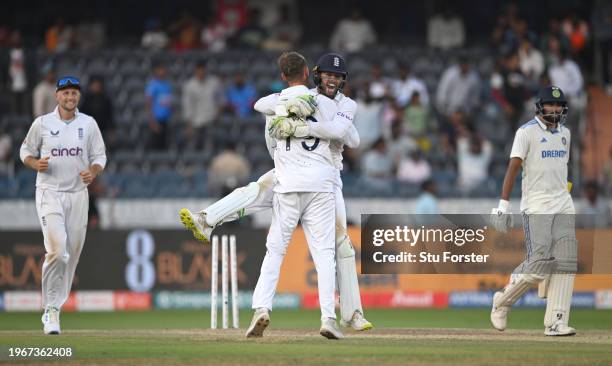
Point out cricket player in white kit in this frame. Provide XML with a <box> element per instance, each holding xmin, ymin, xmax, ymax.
<box><xmin>490</xmin><ymin>86</ymin><xmax>577</xmax><ymax>336</ymax></box>
<box><xmin>250</xmin><ymin>52</ymin><xmax>344</xmax><ymax>339</ymax></box>
<box><xmin>179</xmin><ymin>53</ymin><xmax>372</xmax><ymax>334</ymax></box>
<box><xmin>20</xmin><ymin>76</ymin><xmax>107</xmax><ymax>335</ymax></box>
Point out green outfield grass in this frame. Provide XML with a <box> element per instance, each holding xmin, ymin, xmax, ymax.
<box><xmin>1</xmin><ymin>309</ymin><xmax>611</xmax><ymax>366</ymax></box>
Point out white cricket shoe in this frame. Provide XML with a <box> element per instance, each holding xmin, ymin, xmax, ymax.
<box><xmin>42</xmin><ymin>306</ymin><xmax>60</xmax><ymax>335</ymax></box>
<box><xmin>340</xmin><ymin>311</ymin><xmax>373</xmax><ymax>331</ymax></box>
<box><xmin>245</xmin><ymin>308</ymin><xmax>270</xmax><ymax>338</ymax></box>
<box><xmin>179</xmin><ymin>208</ymin><xmax>213</xmax><ymax>243</ymax></box>
<box><xmin>545</xmin><ymin>322</ymin><xmax>576</xmax><ymax>336</ymax></box>
<box><xmin>491</xmin><ymin>291</ymin><xmax>510</xmax><ymax>331</ymax></box>
<box><xmin>320</xmin><ymin>318</ymin><xmax>344</xmax><ymax>339</ymax></box>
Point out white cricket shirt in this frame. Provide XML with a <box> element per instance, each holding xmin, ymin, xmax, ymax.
<box><xmin>509</xmin><ymin>116</ymin><xmax>574</xmax><ymax>214</ymax></box>
<box><xmin>20</xmin><ymin>106</ymin><xmax>107</xmax><ymax>192</ymax></box>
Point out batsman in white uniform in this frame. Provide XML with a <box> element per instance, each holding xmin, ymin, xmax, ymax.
<box><xmin>20</xmin><ymin>76</ymin><xmax>107</xmax><ymax>335</ymax></box>
<box><xmin>179</xmin><ymin>53</ymin><xmax>372</xmax><ymax>334</ymax></box>
<box><xmin>490</xmin><ymin>86</ymin><xmax>577</xmax><ymax>336</ymax></box>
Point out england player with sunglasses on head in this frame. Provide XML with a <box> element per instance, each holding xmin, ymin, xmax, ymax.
<box><xmin>20</xmin><ymin>76</ymin><xmax>107</xmax><ymax>335</ymax></box>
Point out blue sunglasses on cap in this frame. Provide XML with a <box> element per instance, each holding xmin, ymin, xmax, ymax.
<box><xmin>56</xmin><ymin>76</ymin><xmax>81</xmax><ymax>90</ymax></box>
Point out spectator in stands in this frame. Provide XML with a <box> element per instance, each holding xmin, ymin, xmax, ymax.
<box><xmin>387</xmin><ymin>120</ymin><xmax>417</xmax><ymax>166</ymax></box>
<box><xmin>518</xmin><ymin>37</ymin><xmax>545</xmax><ymax>83</ymax></box>
<box><xmin>491</xmin><ymin>3</ymin><xmax>520</xmax><ymax>51</ymax></box>
<box><xmin>415</xmin><ymin>179</ymin><xmax>438</xmax><ymax>214</ymax></box>
<box><xmin>201</xmin><ymin>14</ymin><xmax>231</xmax><ymax>52</ymax></box>
<box><xmin>540</xmin><ymin>19</ymin><xmax>571</xmax><ymax>61</ymax></box>
<box><xmin>45</xmin><ymin>18</ymin><xmax>74</xmax><ymax>53</ymax></box>
<box><xmin>490</xmin><ymin>52</ymin><xmax>529</xmax><ymax>127</ymax></box>
<box><xmin>561</xmin><ymin>14</ymin><xmax>590</xmax><ymax>64</ymax></box>
<box><xmin>215</xmin><ymin>0</ymin><xmax>248</xmax><ymax>31</ymax></box>
<box><xmin>592</xmin><ymin>1</ymin><xmax>612</xmax><ymax>93</ymax></box>
<box><xmin>234</xmin><ymin>8</ymin><xmax>267</xmax><ymax>49</ymax></box>
<box><xmin>547</xmin><ymin>39</ymin><xmax>586</xmax><ymax>128</ymax></box>
<box><xmin>397</xmin><ymin>149</ymin><xmax>432</xmax><ymax>185</ymax></box>
<box><xmin>169</xmin><ymin>11</ymin><xmax>200</xmax><ymax>51</ymax></box>
<box><xmin>404</xmin><ymin>91</ymin><xmax>429</xmax><ymax>137</ymax></box>
<box><xmin>141</xmin><ymin>18</ymin><xmax>169</xmax><ymax>51</ymax></box>
<box><xmin>367</xmin><ymin>65</ymin><xmax>390</xmax><ymax>101</ymax></box>
<box><xmin>329</xmin><ymin>6</ymin><xmax>376</xmax><ymax>53</ymax></box>
<box><xmin>361</xmin><ymin>138</ymin><xmax>393</xmax><ymax>179</ymax></box>
<box><xmin>182</xmin><ymin>62</ymin><xmax>222</xmax><ymax>147</ymax></box>
<box><xmin>8</xmin><ymin>31</ymin><xmax>29</xmax><ymax>116</ymax></box>
<box><xmin>146</xmin><ymin>63</ymin><xmax>173</xmax><ymax>150</ymax></box>
<box><xmin>427</xmin><ymin>5</ymin><xmax>465</xmax><ymax>51</ymax></box>
<box><xmin>435</xmin><ymin>56</ymin><xmax>481</xmax><ymax>119</ymax></box>
<box><xmin>491</xmin><ymin>3</ymin><xmax>535</xmax><ymax>53</ymax></box>
<box><xmin>547</xmin><ymin>41</ymin><xmax>584</xmax><ymax>99</ymax></box>
<box><xmin>602</xmin><ymin>147</ymin><xmax>612</xmax><ymax>196</ymax></box>
<box><xmin>224</xmin><ymin>72</ymin><xmax>256</xmax><ymax>117</ymax></box>
<box><xmin>391</xmin><ymin>63</ymin><xmax>429</xmax><ymax>108</ymax></box>
<box><xmin>81</xmin><ymin>76</ymin><xmax>115</xmax><ymax>151</ymax></box>
<box><xmin>0</xmin><ymin>127</ymin><xmax>12</xmax><ymax>176</ymax></box>
<box><xmin>457</xmin><ymin>130</ymin><xmax>493</xmax><ymax>192</ymax></box>
<box><xmin>75</xmin><ymin>15</ymin><xmax>106</xmax><ymax>51</ymax></box>
<box><xmin>208</xmin><ymin>142</ymin><xmax>251</xmax><ymax>196</ymax></box>
<box><xmin>354</xmin><ymin>85</ymin><xmax>383</xmax><ymax>151</ymax></box>
<box><xmin>577</xmin><ymin>181</ymin><xmax>612</xmax><ymax>228</ymax></box>
<box><xmin>262</xmin><ymin>4</ymin><xmax>302</xmax><ymax>51</ymax></box>
<box><xmin>32</xmin><ymin>64</ymin><xmax>56</xmax><ymax>118</ymax></box>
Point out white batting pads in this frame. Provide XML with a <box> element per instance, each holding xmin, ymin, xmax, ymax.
<box><xmin>544</xmin><ymin>273</ymin><xmax>575</xmax><ymax>327</ymax></box>
<box><xmin>336</xmin><ymin>235</ymin><xmax>363</xmax><ymax>322</ymax></box>
<box><xmin>495</xmin><ymin>257</ymin><xmax>554</xmax><ymax>307</ymax></box>
<box><xmin>203</xmin><ymin>182</ymin><xmax>260</xmax><ymax>226</ymax></box>
<box><xmin>495</xmin><ymin>273</ymin><xmax>541</xmax><ymax>307</ymax></box>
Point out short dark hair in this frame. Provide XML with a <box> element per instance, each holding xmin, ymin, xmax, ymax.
<box><xmin>277</xmin><ymin>51</ymin><xmax>307</xmax><ymax>82</ymax></box>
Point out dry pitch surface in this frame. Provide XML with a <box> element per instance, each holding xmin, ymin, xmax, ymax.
<box><xmin>1</xmin><ymin>309</ymin><xmax>611</xmax><ymax>365</ymax></box>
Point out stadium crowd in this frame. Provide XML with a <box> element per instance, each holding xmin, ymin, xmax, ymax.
<box><xmin>0</xmin><ymin>0</ymin><xmax>610</xmax><ymax>201</ymax></box>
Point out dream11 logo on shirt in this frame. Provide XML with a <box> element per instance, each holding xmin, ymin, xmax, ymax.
<box><xmin>51</xmin><ymin>147</ymin><xmax>83</xmax><ymax>157</ymax></box>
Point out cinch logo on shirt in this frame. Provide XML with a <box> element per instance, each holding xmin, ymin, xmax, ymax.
<box><xmin>541</xmin><ymin>150</ymin><xmax>566</xmax><ymax>158</ymax></box>
<box><xmin>336</xmin><ymin>111</ymin><xmax>353</xmax><ymax>121</ymax></box>
<box><xmin>51</xmin><ymin>147</ymin><xmax>83</xmax><ymax>157</ymax></box>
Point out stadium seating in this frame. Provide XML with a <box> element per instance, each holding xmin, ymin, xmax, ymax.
<box><xmin>2</xmin><ymin>47</ymin><xmax>526</xmax><ymax>198</ymax></box>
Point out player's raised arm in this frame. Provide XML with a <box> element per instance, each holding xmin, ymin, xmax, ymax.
<box><xmin>305</xmin><ymin>97</ymin><xmax>355</xmax><ymax>141</ymax></box>
<box><xmin>254</xmin><ymin>93</ymin><xmax>279</xmax><ymax>115</ymax></box>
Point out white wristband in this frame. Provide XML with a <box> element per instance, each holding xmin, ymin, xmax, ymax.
<box><xmin>498</xmin><ymin>199</ymin><xmax>510</xmax><ymax>213</ymax></box>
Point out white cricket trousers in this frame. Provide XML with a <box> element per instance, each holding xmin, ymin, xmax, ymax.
<box><xmin>252</xmin><ymin>191</ymin><xmax>337</xmax><ymax>319</ymax></box>
<box><xmin>35</xmin><ymin>188</ymin><xmax>88</xmax><ymax>309</ymax></box>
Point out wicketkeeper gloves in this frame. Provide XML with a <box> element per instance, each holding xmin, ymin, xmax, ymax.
<box><xmin>268</xmin><ymin>116</ymin><xmax>310</xmax><ymax>139</ymax></box>
<box><xmin>285</xmin><ymin>95</ymin><xmax>317</xmax><ymax>118</ymax></box>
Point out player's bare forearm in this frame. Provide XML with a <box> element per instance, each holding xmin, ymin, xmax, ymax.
<box><xmin>90</xmin><ymin>164</ymin><xmax>104</xmax><ymax>177</ymax></box>
<box><xmin>24</xmin><ymin>155</ymin><xmax>49</xmax><ymax>172</ymax></box>
<box><xmin>23</xmin><ymin>156</ymin><xmax>38</xmax><ymax>170</ymax></box>
<box><xmin>500</xmin><ymin>157</ymin><xmax>522</xmax><ymax>201</ymax></box>
<box><xmin>80</xmin><ymin>164</ymin><xmax>104</xmax><ymax>185</ymax></box>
